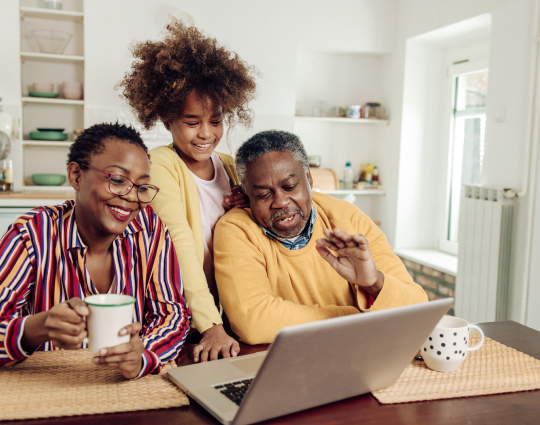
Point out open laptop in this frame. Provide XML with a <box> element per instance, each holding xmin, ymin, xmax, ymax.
<box><xmin>168</xmin><ymin>298</ymin><xmax>453</xmax><ymax>425</ymax></box>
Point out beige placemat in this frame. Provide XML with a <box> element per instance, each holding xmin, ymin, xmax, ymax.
<box><xmin>372</xmin><ymin>334</ymin><xmax>540</xmax><ymax>404</ymax></box>
<box><xmin>0</xmin><ymin>349</ymin><xmax>189</xmax><ymax>421</ymax></box>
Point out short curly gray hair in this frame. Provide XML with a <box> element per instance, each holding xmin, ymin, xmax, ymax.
<box><xmin>235</xmin><ymin>130</ymin><xmax>309</xmax><ymax>186</ymax></box>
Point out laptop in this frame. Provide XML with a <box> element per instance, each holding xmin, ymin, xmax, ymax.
<box><xmin>168</xmin><ymin>298</ymin><xmax>453</xmax><ymax>425</ymax></box>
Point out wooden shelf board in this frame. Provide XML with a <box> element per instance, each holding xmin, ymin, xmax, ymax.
<box><xmin>22</xmin><ymin>140</ymin><xmax>73</xmax><ymax>147</ymax></box>
<box><xmin>22</xmin><ymin>97</ymin><xmax>84</xmax><ymax>106</ymax></box>
<box><xmin>21</xmin><ymin>51</ymin><xmax>84</xmax><ymax>62</ymax></box>
<box><xmin>20</xmin><ymin>7</ymin><xmax>84</xmax><ymax>21</ymax></box>
<box><xmin>295</xmin><ymin>116</ymin><xmax>389</xmax><ymax>125</ymax></box>
<box><xmin>0</xmin><ymin>188</ymin><xmax>74</xmax><ymax>199</ymax></box>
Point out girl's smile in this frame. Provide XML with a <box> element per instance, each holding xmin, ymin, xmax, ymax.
<box><xmin>165</xmin><ymin>91</ymin><xmax>224</xmax><ymax>180</ymax></box>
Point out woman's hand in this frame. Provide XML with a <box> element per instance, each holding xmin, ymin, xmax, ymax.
<box><xmin>193</xmin><ymin>323</ymin><xmax>240</xmax><ymax>362</ymax></box>
<box><xmin>92</xmin><ymin>322</ymin><xmax>144</xmax><ymax>379</ymax></box>
<box><xmin>22</xmin><ymin>297</ymin><xmax>89</xmax><ymax>352</ymax></box>
<box><xmin>224</xmin><ymin>185</ymin><xmax>250</xmax><ymax>210</ymax></box>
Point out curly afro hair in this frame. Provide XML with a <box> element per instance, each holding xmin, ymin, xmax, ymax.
<box><xmin>67</xmin><ymin>122</ymin><xmax>149</xmax><ymax>166</ymax></box>
<box><xmin>118</xmin><ymin>20</ymin><xmax>258</xmax><ymax>130</ymax></box>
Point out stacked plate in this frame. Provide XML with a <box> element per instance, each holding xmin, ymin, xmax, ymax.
<box><xmin>29</xmin><ymin>128</ymin><xmax>68</xmax><ymax>141</ymax></box>
<box><xmin>28</xmin><ymin>92</ymin><xmax>59</xmax><ymax>98</ymax></box>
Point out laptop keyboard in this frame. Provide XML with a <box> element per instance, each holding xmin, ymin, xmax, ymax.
<box><xmin>214</xmin><ymin>379</ymin><xmax>254</xmax><ymax>406</ymax></box>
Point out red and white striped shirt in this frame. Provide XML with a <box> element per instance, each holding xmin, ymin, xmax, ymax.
<box><xmin>0</xmin><ymin>200</ymin><xmax>190</xmax><ymax>377</ymax></box>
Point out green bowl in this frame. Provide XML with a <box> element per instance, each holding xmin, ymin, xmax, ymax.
<box><xmin>31</xmin><ymin>174</ymin><xmax>66</xmax><ymax>186</ymax></box>
<box><xmin>28</xmin><ymin>91</ymin><xmax>59</xmax><ymax>98</ymax></box>
<box><xmin>29</xmin><ymin>131</ymin><xmax>68</xmax><ymax>141</ymax></box>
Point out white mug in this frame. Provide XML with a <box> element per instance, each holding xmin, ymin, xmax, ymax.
<box><xmin>85</xmin><ymin>294</ymin><xmax>135</xmax><ymax>353</ymax></box>
<box><xmin>421</xmin><ymin>315</ymin><xmax>484</xmax><ymax>372</ymax></box>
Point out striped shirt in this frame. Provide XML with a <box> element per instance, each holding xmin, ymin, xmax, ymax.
<box><xmin>0</xmin><ymin>200</ymin><xmax>190</xmax><ymax>377</ymax></box>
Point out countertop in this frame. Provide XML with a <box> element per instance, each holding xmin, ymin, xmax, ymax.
<box><xmin>0</xmin><ymin>189</ymin><xmax>75</xmax><ymax>207</ymax></box>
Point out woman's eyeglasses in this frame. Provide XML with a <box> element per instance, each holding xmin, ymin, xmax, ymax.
<box><xmin>81</xmin><ymin>164</ymin><xmax>159</xmax><ymax>203</ymax></box>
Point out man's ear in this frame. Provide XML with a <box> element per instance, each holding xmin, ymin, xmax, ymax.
<box><xmin>163</xmin><ymin>121</ymin><xmax>171</xmax><ymax>131</ymax></box>
<box><xmin>306</xmin><ymin>168</ymin><xmax>313</xmax><ymax>189</ymax></box>
<box><xmin>67</xmin><ymin>162</ymin><xmax>83</xmax><ymax>191</ymax></box>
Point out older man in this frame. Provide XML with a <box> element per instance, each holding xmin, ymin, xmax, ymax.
<box><xmin>214</xmin><ymin>130</ymin><xmax>427</xmax><ymax>344</ymax></box>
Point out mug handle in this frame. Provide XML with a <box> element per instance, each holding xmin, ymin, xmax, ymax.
<box><xmin>467</xmin><ymin>324</ymin><xmax>484</xmax><ymax>352</ymax></box>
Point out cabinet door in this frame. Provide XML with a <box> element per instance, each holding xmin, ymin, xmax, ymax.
<box><xmin>0</xmin><ymin>208</ymin><xmax>30</xmax><ymax>236</ymax></box>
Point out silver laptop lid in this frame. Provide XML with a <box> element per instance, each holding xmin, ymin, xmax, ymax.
<box><xmin>233</xmin><ymin>298</ymin><xmax>453</xmax><ymax>425</ymax></box>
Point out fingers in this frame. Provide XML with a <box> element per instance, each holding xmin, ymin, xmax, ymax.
<box><xmin>49</xmin><ymin>329</ymin><xmax>87</xmax><ymax>350</ymax></box>
<box><xmin>119</xmin><ymin>322</ymin><xmax>142</xmax><ymax>337</ymax></box>
<box><xmin>231</xmin><ymin>341</ymin><xmax>241</xmax><ymax>357</ymax></box>
<box><xmin>193</xmin><ymin>340</ymin><xmax>240</xmax><ymax>363</ymax></box>
<box><xmin>193</xmin><ymin>344</ymin><xmax>204</xmax><ymax>363</ymax></box>
<box><xmin>93</xmin><ymin>339</ymin><xmax>143</xmax><ymax>365</ymax></box>
<box><xmin>66</xmin><ymin>297</ymin><xmax>89</xmax><ymax>318</ymax></box>
<box><xmin>320</xmin><ymin>229</ymin><xmax>368</xmax><ymax>251</ymax></box>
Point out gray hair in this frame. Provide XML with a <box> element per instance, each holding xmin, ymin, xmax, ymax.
<box><xmin>235</xmin><ymin>130</ymin><xmax>309</xmax><ymax>186</ymax></box>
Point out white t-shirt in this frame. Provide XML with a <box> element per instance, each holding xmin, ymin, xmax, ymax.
<box><xmin>189</xmin><ymin>152</ymin><xmax>231</xmax><ymax>307</ymax></box>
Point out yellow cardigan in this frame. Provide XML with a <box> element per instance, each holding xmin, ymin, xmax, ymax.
<box><xmin>214</xmin><ymin>191</ymin><xmax>428</xmax><ymax>344</ymax></box>
<box><xmin>149</xmin><ymin>144</ymin><xmax>240</xmax><ymax>333</ymax></box>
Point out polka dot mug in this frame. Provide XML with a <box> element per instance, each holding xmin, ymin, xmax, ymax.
<box><xmin>421</xmin><ymin>315</ymin><xmax>484</xmax><ymax>373</ymax></box>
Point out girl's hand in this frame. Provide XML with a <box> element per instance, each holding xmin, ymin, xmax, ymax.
<box><xmin>92</xmin><ymin>322</ymin><xmax>144</xmax><ymax>379</ymax></box>
<box><xmin>193</xmin><ymin>324</ymin><xmax>240</xmax><ymax>362</ymax></box>
<box><xmin>225</xmin><ymin>185</ymin><xmax>250</xmax><ymax>210</ymax></box>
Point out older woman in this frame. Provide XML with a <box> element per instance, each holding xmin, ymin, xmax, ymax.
<box><xmin>0</xmin><ymin>122</ymin><xmax>190</xmax><ymax>379</ymax></box>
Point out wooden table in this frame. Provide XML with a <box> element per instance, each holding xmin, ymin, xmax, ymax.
<box><xmin>4</xmin><ymin>321</ymin><xmax>540</xmax><ymax>425</ymax></box>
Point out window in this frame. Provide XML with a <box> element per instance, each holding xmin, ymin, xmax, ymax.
<box><xmin>440</xmin><ymin>61</ymin><xmax>489</xmax><ymax>255</ymax></box>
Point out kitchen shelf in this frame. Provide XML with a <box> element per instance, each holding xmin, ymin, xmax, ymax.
<box><xmin>318</xmin><ymin>189</ymin><xmax>385</xmax><ymax>204</ymax></box>
<box><xmin>295</xmin><ymin>116</ymin><xmax>389</xmax><ymax>125</ymax></box>
<box><xmin>21</xmin><ymin>185</ymin><xmax>71</xmax><ymax>192</ymax></box>
<box><xmin>20</xmin><ymin>7</ymin><xmax>84</xmax><ymax>21</ymax></box>
<box><xmin>22</xmin><ymin>97</ymin><xmax>84</xmax><ymax>106</ymax></box>
<box><xmin>320</xmin><ymin>189</ymin><xmax>386</xmax><ymax>195</ymax></box>
<box><xmin>22</xmin><ymin>140</ymin><xmax>73</xmax><ymax>147</ymax></box>
<box><xmin>21</xmin><ymin>52</ymin><xmax>84</xmax><ymax>62</ymax></box>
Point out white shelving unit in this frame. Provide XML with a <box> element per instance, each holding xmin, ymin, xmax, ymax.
<box><xmin>295</xmin><ymin>116</ymin><xmax>389</xmax><ymax>126</ymax></box>
<box><xmin>18</xmin><ymin>1</ymin><xmax>84</xmax><ymax>190</ymax></box>
<box><xmin>22</xmin><ymin>97</ymin><xmax>84</xmax><ymax>106</ymax></box>
<box><xmin>20</xmin><ymin>6</ymin><xmax>83</xmax><ymax>21</ymax></box>
<box><xmin>22</xmin><ymin>140</ymin><xmax>74</xmax><ymax>147</ymax></box>
<box><xmin>21</xmin><ymin>52</ymin><xmax>84</xmax><ymax>62</ymax></box>
<box><xmin>320</xmin><ymin>189</ymin><xmax>385</xmax><ymax>204</ymax></box>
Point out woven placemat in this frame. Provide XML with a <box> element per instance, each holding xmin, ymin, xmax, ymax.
<box><xmin>0</xmin><ymin>349</ymin><xmax>189</xmax><ymax>421</ymax></box>
<box><xmin>372</xmin><ymin>334</ymin><xmax>540</xmax><ymax>404</ymax></box>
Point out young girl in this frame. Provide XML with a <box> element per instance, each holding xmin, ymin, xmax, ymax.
<box><xmin>119</xmin><ymin>21</ymin><xmax>257</xmax><ymax>362</ymax></box>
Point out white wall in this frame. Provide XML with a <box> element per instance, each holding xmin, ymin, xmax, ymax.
<box><xmin>83</xmin><ymin>0</ymin><xmax>398</xmax><ymax>155</ymax></box>
<box><xmin>379</xmin><ymin>0</ymin><xmax>536</xmax><ymax>324</ymax></box>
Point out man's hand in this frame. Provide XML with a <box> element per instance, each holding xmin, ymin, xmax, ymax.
<box><xmin>224</xmin><ymin>185</ymin><xmax>250</xmax><ymax>210</ymax></box>
<box><xmin>92</xmin><ymin>322</ymin><xmax>144</xmax><ymax>379</ymax></box>
<box><xmin>193</xmin><ymin>323</ymin><xmax>240</xmax><ymax>362</ymax></box>
<box><xmin>316</xmin><ymin>228</ymin><xmax>384</xmax><ymax>297</ymax></box>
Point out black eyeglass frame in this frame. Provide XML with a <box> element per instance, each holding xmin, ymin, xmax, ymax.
<box><xmin>80</xmin><ymin>164</ymin><xmax>160</xmax><ymax>203</ymax></box>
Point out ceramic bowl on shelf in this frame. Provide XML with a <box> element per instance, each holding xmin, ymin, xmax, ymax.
<box><xmin>62</xmin><ymin>81</ymin><xmax>83</xmax><ymax>100</ymax></box>
<box><xmin>29</xmin><ymin>131</ymin><xmax>68</xmax><ymax>141</ymax></box>
<box><xmin>31</xmin><ymin>29</ymin><xmax>73</xmax><ymax>54</ymax></box>
<box><xmin>28</xmin><ymin>92</ymin><xmax>59</xmax><ymax>98</ymax></box>
<box><xmin>31</xmin><ymin>174</ymin><xmax>66</xmax><ymax>186</ymax></box>
<box><xmin>32</xmin><ymin>83</ymin><xmax>54</xmax><ymax>93</ymax></box>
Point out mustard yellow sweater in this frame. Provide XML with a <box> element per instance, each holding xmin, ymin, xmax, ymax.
<box><xmin>149</xmin><ymin>144</ymin><xmax>239</xmax><ymax>333</ymax></box>
<box><xmin>214</xmin><ymin>191</ymin><xmax>428</xmax><ymax>344</ymax></box>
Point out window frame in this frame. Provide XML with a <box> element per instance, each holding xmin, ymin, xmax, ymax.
<box><xmin>439</xmin><ymin>59</ymin><xmax>489</xmax><ymax>255</ymax></box>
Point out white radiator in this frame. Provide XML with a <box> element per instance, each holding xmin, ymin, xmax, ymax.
<box><xmin>455</xmin><ymin>185</ymin><xmax>514</xmax><ymax>323</ymax></box>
